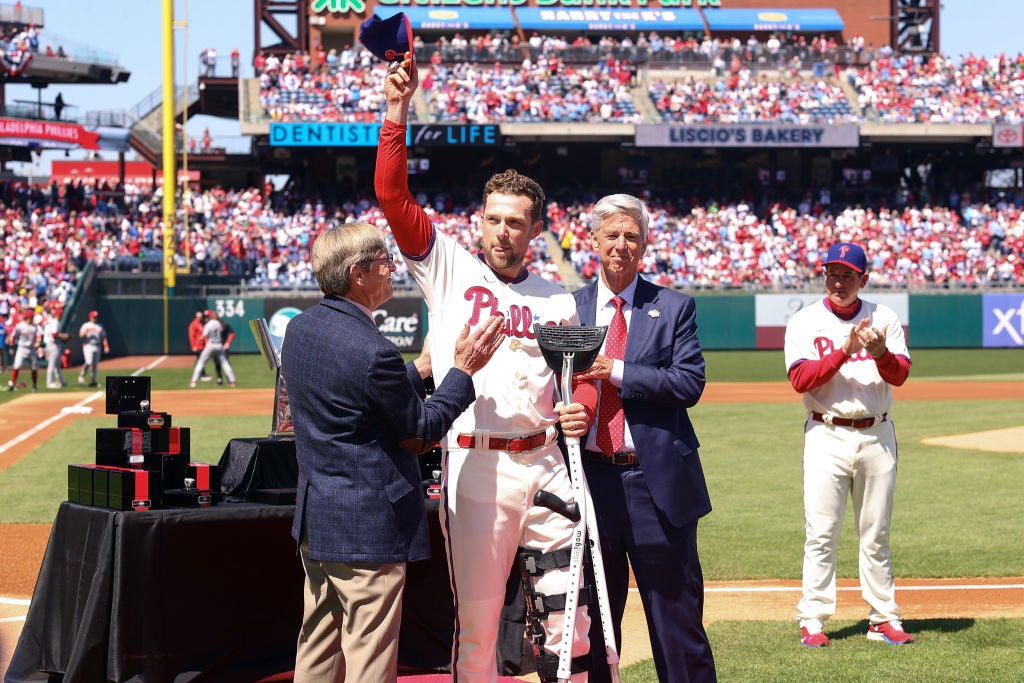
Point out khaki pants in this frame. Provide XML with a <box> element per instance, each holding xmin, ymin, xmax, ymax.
<box><xmin>294</xmin><ymin>541</ymin><xmax>406</xmax><ymax>683</ymax></box>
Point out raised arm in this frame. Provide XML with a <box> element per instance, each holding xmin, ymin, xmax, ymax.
<box><xmin>374</xmin><ymin>52</ymin><xmax>433</xmax><ymax>257</ymax></box>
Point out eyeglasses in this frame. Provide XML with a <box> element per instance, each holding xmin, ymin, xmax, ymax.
<box><xmin>363</xmin><ymin>254</ymin><xmax>395</xmax><ymax>267</ymax></box>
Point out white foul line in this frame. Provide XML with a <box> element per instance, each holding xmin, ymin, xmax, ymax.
<box><xmin>702</xmin><ymin>583</ymin><xmax>1024</xmax><ymax>594</ymax></box>
<box><xmin>0</xmin><ymin>597</ymin><xmax>30</xmax><ymax>606</ymax></box>
<box><xmin>0</xmin><ymin>356</ymin><xmax>168</xmax><ymax>456</ymax></box>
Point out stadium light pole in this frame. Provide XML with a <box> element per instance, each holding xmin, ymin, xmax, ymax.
<box><xmin>162</xmin><ymin>0</ymin><xmax>177</xmax><ymax>353</ymax></box>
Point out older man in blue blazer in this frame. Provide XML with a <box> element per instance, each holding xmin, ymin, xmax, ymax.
<box><xmin>281</xmin><ymin>223</ymin><xmax>504</xmax><ymax>682</ymax></box>
<box><xmin>571</xmin><ymin>194</ymin><xmax>716</xmax><ymax>682</ymax></box>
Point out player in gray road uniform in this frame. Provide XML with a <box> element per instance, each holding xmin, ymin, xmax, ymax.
<box><xmin>7</xmin><ymin>309</ymin><xmax>41</xmax><ymax>392</ymax></box>
<box><xmin>189</xmin><ymin>310</ymin><xmax>237</xmax><ymax>387</ymax></box>
<box><xmin>41</xmin><ymin>311</ymin><xmax>68</xmax><ymax>389</ymax></box>
<box><xmin>78</xmin><ymin>310</ymin><xmax>109</xmax><ymax>387</ymax></box>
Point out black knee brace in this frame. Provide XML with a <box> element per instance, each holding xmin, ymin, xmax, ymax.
<box><xmin>516</xmin><ymin>546</ymin><xmax>594</xmax><ymax>679</ymax></box>
<box><xmin>534</xmin><ymin>649</ymin><xmax>591</xmax><ymax>682</ymax></box>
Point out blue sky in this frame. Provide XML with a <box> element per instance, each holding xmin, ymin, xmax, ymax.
<box><xmin>5</xmin><ymin>0</ymin><xmax>1022</xmax><ymax>176</ymax></box>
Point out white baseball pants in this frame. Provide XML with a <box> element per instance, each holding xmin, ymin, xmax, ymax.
<box><xmin>797</xmin><ymin>418</ymin><xmax>902</xmax><ymax>625</ymax></box>
<box><xmin>441</xmin><ymin>440</ymin><xmax>590</xmax><ymax>682</ymax></box>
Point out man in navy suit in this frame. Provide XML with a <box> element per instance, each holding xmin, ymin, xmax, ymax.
<box><xmin>281</xmin><ymin>223</ymin><xmax>505</xmax><ymax>682</ymax></box>
<box><xmin>571</xmin><ymin>194</ymin><xmax>716</xmax><ymax>682</ymax></box>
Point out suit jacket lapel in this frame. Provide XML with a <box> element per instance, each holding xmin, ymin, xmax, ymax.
<box><xmin>625</xmin><ymin>278</ymin><xmax>659</xmax><ymax>361</ymax></box>
<box><xmin>576</xmin><ymin>285</ymin><xmax>598</xmax><ymax>326</ymax></box>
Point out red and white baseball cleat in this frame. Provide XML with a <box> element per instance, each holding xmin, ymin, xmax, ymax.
<box><xmin>800</xmin><ymin>620</ymin><xmax>829</xmax><ymax>647</ymax></box>
<box><xmin>867</xmin><ymin>619</ymin><xmax>915</xmax><ymax>644</ymax></box>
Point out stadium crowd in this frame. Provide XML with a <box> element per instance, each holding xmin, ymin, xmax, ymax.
<box><xmin>2</xmin><ymin>179</ymin><xmax>1022</xmax><ymax>345</ymax></box>
<box><xmin>256</xmin><ymin>46</ymin><xmax>416</xmax><ymax>123</ymax></box>
<box><xmin>551</xmin><ymin>197</ymin><xmax>1024</xmax><ymax>289</ymax></box>
<box><xmin>850</xmin><ymin>51</ymin><xmax>1024</xmax><ymax>124</ymax></box>
<box><xmin>648</xmin><ymin>71</ymin><xmax>855</xmax><ymax>124</ymax></box>
<box><xmin>252</xmin><ymin>31</ymin><xmax>1024</xmax><ymax>126</ymax></box>
<box><xmin>421</xmin><ymin>55</ymin><xmax>641</xmax><ymax>123</ymax></box>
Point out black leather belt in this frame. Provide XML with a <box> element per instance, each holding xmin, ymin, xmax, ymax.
<box><xmin>583</xmin><ymin>450</ymin><xmax>639</xmax><ymax>466</ymax></box>
<box><xmin>811</xmin><ymin>412</ymin><xmax>888</xmax><ymax>429</ymax></box>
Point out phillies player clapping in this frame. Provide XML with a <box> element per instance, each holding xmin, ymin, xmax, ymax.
<box><xmin>784</xmin><ymin>242</ymin><xmax>915</xmax><ymax>648</ymax></box>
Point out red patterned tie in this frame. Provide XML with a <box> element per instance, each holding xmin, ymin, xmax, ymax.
<box><xmin>596</xmin><ymin>296</ymin><xmax>627</xmax><ymax>455</ymax></box>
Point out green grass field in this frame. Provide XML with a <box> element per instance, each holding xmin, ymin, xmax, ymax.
<box><xmin>2</xmin><ymin>349</ymin><xmax>1022</xmax><ymax>680</ymax></box>
<box><xmin>622</xmin><ymin>619</ymin><xmax>1024</xmax><ymax>682</ymax></box>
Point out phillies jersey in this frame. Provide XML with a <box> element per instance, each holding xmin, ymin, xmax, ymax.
<box><xmin>784</xmin><ymin>298</ymin><xmax>909</xmax><ymax>418</ymax></box>
<box><xmin>408</xmin><ymin>230</ymin><xmax>579</xmax><ymax>438</ymax></box>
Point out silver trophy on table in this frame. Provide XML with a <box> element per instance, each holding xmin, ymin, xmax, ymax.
<box><xmin>248</xmin><ymin>318</ymin><xmax>293</xmax><ymax>438</ymax></box>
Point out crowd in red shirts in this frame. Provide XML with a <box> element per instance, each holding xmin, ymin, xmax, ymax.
<box><xmin>551</xmin><ymin>195</ymin><xmax>1024</xmax><ymax>289</ymax></box>
<box><xmin>850</xmin><ymin>51</ymin><xmax>1024</xmax><ymax>123</ymax></box>
<box><xmin>421</xmin><ymin>54</ymin><xmax>641</xmax><ymax>123</ymax></box>
<box><xmin>251</xmin><ymin>30</ymin><xmax>1024</xmax><ymax>127</ymax></box>
<box><xmin>2</xmin><ymin>179</ymin><xmax>1022</xmax><ymax>358</ymax></box>
<box><xmin>256</xmin><ymin>45</ymin><xmax>413</xmax><ymax>123</ymax></box>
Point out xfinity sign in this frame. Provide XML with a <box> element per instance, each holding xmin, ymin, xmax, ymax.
<box><xmin>983</xmin><ymin>294</ymin><xmax>1024</xmax><ymax>347</ymax></box>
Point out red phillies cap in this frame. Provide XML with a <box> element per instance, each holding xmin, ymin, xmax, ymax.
<box><xmin>89</xmin><ymin>310</ymin><xmax>98</xmax><ymax>317</ymax></box>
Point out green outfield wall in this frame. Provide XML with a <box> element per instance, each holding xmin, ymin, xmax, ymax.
<box><xmin>83</xmin><ymin>289</ymin><xmax>1023</xmax><ymax>359</ymax></box>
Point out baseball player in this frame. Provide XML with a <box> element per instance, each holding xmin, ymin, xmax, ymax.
<box><xmin>188</xmin><ymin>310</ymin><xmax>214</xmax><ymax>381</ymax></box>
<box><xmin>78</xmin><ymin>310</ymin><xmax>109</xmax><ymax>388</ymax></box>
<box><xmin>784</xmin><ymin>242</ymin><xmax>914</xmax><ymax>648</ymax></box>
<box><xmin>189</xmin><ymin>310</ymin><xmax>237</xmax><ymax>387</ymax></box>
<box><xmin>7</xmin><ymin>308</ymin><xmax>41</xmax><ymax>392</ymax></box>
<box><xmin>377</xmin><ymin>50</ymin><xmax>599</xmax><ymax>683</ymax></box>
<box><xmin>41</xmin><ymin>310</ymin><xmax>68</xmax><ymax>389</ymax></box>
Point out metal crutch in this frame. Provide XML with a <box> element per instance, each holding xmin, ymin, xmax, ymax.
<box><xmin>534</xmin><ymin>324</ymin><xmax>621</xmax><ymax>683</ymax></box>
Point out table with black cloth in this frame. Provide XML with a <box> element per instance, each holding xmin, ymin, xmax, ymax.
<box><xmin>7</xmin><ymin>500</ymin><xmax>302</xmax><ymax>683</ymax></box>
<box><xmin>217</xmin><ymin>437</ymin><xmax>299</xmax><ymax>499</ymax></box>
<box><xmin>8</xmin><ymin>485</ymin><xmax>533</xmax><ymax>681</ymax></box>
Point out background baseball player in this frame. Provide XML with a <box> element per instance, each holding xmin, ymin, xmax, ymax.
<box><xmin>189</xmin><ymin>310</ymin><xmax>236</xmax><ymax>387</ymax></box>
<box><xmin>41</xmin><ymin>309</ymin><xmax>68</xmax><ymax>389</ymax></box>
<box><xmin>7</xmin><ymin>308</ymin><xmax>41</xmax><ymax>392</ymax></box>
<box><xmin>376</xmin><ymin>48</ymin><xmax>599</xmax><ymax>683</ymax></box>
<box><xmin>188</xmin><ymin>310</ymin><xmax>214</xmax><ymax>381</ymax></box>
<box><xmin>77</xmin><ymin>310</ymin><xmax>109</xmax><ymax>388</ymax></box>
<box><xmin>784</xmin><ymin>241</ymin><xmax>915</xmax><ymax>648</ymax></box>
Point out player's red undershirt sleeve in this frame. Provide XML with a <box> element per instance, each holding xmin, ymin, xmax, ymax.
<box><xmin>788</xmin><ymin>349</ymin><xmax>848</xmax><ymax>393</ymax></box>
<box><xmin>571</xmin><ymin>377</ymin><xmax>598</xmax><ymax>426</ymax></box>
<box><xmin>374</xmin><ymin>120</ymin><xmax>433</xmax><ymax>257</ymax></box>
<box><xmin>874</xmin><ymin>350</ymin><xmax>911</xmax><ymax>386</ymax></box>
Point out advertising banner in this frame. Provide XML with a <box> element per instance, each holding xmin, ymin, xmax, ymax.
<box><xmin>635</xmin><ymin>123</ymin><xmax>859</xmax><ymax>148</ymax></box>
<box><xmin>410</xmin><ymin>124</ymin><xmax>501</xmax><ymax>146</ymax></box>
<box><xmin>982</xmin><ymin>294</ymin><xmax>1024</xmax><ymax>347</ymax></box>
<box><xmin>263</xmin><ymin>295</ymin><xmax>424</xmax><ymax>351</ymax></box>
<box><xmin>0</xmin><ymin>118</ymin><xmax>101</xmax><ymax>149</ymax></box>
<box><xmin>754</xmin><ymin>293</ymin><xmax>909</xmax><ymax>350</ymax></box>
<box><xmin>992</xmin><ymin>124</ymin><xmax>1024</xmax><ymax>148</ymax></box>
<box><xmin>269</xmin><ymin>123</ymin><xmax>411</xmax><ymax>147</ymax></box>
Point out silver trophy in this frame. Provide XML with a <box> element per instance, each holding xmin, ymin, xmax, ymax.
<box><xmin>248</xmin><ymin>318</ymin><xmax>293</xmax><ymax>438</ymax></box>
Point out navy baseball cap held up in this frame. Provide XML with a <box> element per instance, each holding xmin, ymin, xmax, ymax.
<box><xmin>359</xmin><ymin>12</ymin><xmax>414</xmax><ymax>64</ymax></box>
<box><xmin>823</xmin><ymin>242</ymin><xmax>868</xmax><ymax>273</ymax></box>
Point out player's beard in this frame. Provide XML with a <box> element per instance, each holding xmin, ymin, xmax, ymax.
<box><xmin>484</xmin><ymin>241</ymin><xmax>527</xmax><ymax>273</ymax></box>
